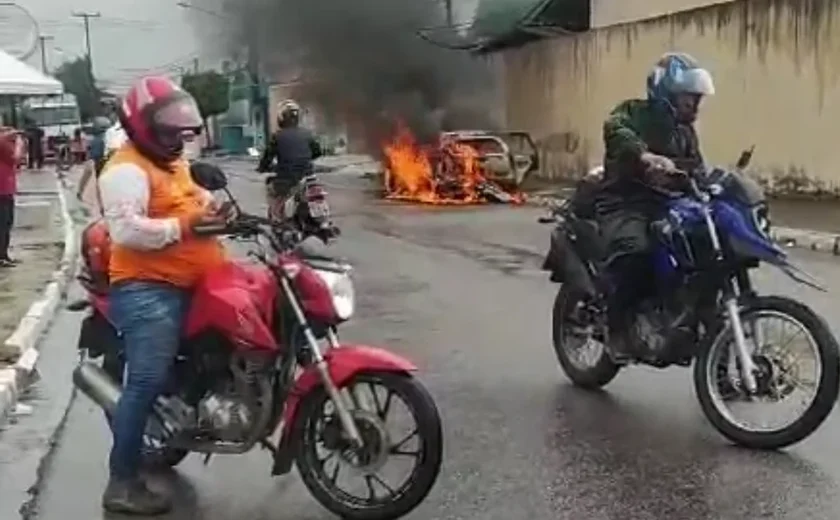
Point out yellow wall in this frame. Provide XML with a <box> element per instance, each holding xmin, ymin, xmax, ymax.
<box><xmin>590</xmin><ymin>0</ymin><xmax>739</xmax><ymax>28</ymax></box>
<box><xmin>501</xmin><ymin>0</ymin><xmax>840</xmax><ymax>191</ymax></box>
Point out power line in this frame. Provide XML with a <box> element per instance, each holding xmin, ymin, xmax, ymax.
<box><xmin>71</xmin><ymin>11</ymin><xmax>101</xmax><ymax>74</ymax></box>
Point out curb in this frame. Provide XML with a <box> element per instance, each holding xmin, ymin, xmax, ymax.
<box><xmin>0</xmin><ymin>178</ymin><xmax>78</xmax><ymax>423</ymax></box>
<box><xmin>524</xmin><ymin>194</ymin><xmax>840</xmax><ymax>256</ymax></box>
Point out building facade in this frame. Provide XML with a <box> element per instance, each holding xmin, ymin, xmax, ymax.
<box><xmin>482</xmin><ymin>0</ymin><xmax>840</xmax><ymax>193</ymax></box>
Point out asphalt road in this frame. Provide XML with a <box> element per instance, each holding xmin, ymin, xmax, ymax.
<box><xmin>6</xmin><ymin>162</ymin><xmax>840</xmax><ymax>519</ymax></box>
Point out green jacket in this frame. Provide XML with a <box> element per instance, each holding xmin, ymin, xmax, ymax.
<box><xmin>602</xmin><ymin>99</ymin><xmax>704</xmax><ymax>185</ymax></box>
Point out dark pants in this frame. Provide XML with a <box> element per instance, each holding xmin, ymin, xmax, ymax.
<box><xmin>597</xmin><ymin>194</ymin><xmax>661</xmax><ymax>337</ymax></box>
<box><xmin>108</xmin><ymin>281</ymin><xmax>189</xmax><ymax>480</ymax></box>
<box><xmin>27</xmin><ymin>142</ymin><xmax>43</xmax><ymax>169</ymax></box>
<box><xmin>0</xmin><ymin>195</ymin><xmax>13</xmax><ymax>260</ymax></box>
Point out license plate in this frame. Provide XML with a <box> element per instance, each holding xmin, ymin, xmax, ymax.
<box><xmin>309</xmin><ymin>200</ymin><xmax>330</xmax><ymax>218</ymax></box>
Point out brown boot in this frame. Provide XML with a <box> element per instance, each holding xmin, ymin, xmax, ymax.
<box><xmin>102</xmin><ymin>477</ymin><xmax>172</xmax><ymax>515</ymax></box>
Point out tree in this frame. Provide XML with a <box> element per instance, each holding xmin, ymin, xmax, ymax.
<box><xmin>181</xmin><ymin>71</ymin><xmax>230</xmax><ymax>147</ymax></box>
<box><xmin>53</xmin><ymin>56</ymin><xmax>106</xmax><ymax>121</ymax></box>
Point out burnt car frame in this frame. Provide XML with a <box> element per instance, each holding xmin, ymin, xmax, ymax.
<box><xmin>438</xmin><ymin>130</ymin><xmax>539</xmax><ymax>188</ymax></box>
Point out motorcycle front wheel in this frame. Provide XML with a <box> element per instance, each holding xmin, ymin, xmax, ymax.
<box><xmin>694</xmin><ymin>295</ymin><xmax>840</xmax><ymax>450</ymax></box>
<box><xmin>295</xmin><ymin>371</ymin><xmax>443</xmax><ymax>520</ymax></box>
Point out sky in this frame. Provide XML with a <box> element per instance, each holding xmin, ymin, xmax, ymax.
<box><xmin>0</xmin><ymin>0</ymin><xmax>482</xmax><ymax>95</ymax></box>
<box><xmin>1</xmin><ymin>0</ymin><xmax>214</xmax><ymax>94</ymax></box>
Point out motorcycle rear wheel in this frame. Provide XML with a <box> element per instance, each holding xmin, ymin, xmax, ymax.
<box><xmin>295</xmin><ymin>371</ymin><xmax>443</xmax><ymax>520</ymax></box>
<box><xmin>56</xmin><ymin>149</ymin><xmax>72</xmax><ymax>172</ymax></box>
<box><xmin>694</xmin><ymin>295</ymin><xmax>840</xmax><ymax>450</ymax></box>
<box><xmin>552</xmin><ymin>286</ymin><xmax>620</xmax><ymax>389</ymax></box>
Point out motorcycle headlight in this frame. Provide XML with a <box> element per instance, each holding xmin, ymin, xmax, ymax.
<box><xmin>752</xmin><ymin>204</ymin><xmax>771</xmax><ymax>237</ymax></box>
<box><xmin>313</xmin><ymin>268</ymin><xmax>355</xmax><ymax>321</ymax></box>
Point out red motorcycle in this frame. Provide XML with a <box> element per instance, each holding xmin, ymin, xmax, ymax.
<box><xmin>70</xmin><ymin>163</ymin><xmax>443</xmax><ymax>520</ymax></box>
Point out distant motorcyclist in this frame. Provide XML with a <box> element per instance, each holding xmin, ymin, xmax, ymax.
<box><xmin>257</xmin><ymin>99</ymin><xmax>323</xmax><ymax>202</ymax></box>
<box><xmin>595</xmin><ymin>52</ymin><xmax>715</xmax><ymax>360</ymax></box>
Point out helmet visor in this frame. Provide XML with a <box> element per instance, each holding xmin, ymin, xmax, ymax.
<box><xmin>153</xmin><ymin>95</ymin><xmax>203</xmax><ymax>131</ymax></box>
<box><xmin>673</xmin><ymin>67</ymin><xmax>715</xmax><ymax>96</ymax></box>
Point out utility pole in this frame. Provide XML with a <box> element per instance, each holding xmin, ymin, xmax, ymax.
<box><xmin>444</xmin><ymin>0</ymin><xmax>453</xmax><ymax>26</ymax></box>
<box><xmin>193</xmin><ymin>57</ymin><xmax>199</xmax><ymax>73</ymax></box>
<box><xmin>38</xmin><ymin>35</ymin><xmax>54</xmax><ymax>73</ymax></box>
<box><xmin>71</xmin><ymin>11</ymin><xmax>101</xmax><ymax>73</ymax></box>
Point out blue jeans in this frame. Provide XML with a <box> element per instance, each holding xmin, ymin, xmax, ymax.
<box><xmin>108</xmin><ymin>281</ymin><xmax>189</xmax><ymax>480</ymax></box>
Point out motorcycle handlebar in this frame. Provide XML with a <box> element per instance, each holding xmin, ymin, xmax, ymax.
<box><xmin>192</xmin><ymin>212</ymin><xmax>271</xmax><ymax>237</ymax></box>
<box><xmin>192</xmin><ymin>223</ymin><xmax>231</xmax><ymax>236</ymax></box>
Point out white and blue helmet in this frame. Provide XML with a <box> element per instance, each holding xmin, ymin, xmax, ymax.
<box><xmin>647</xmin><ymin>52</ymin><xmax>715</xmax><ymax>108</ymax></box>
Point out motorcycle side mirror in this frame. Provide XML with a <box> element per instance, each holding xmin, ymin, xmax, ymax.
<box><xmin>736</xmin><ymin>145</ymin><xmax>755</xmax><ymax>170</ymax></box>
<box><xmin>190</xmin><ymin>161</ymin><xmax>229</xmax><ymax>191</ymax></box>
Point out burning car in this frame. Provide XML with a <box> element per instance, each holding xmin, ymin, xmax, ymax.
<box><xmin>382</xmin><ymin>126</ymin><xmax>538</xmax><ymax>204</ymax></box>
<box><xmin>439</xmin><ymin>130</ymin><xmax>538</xmax><ymax>188</ymax></box>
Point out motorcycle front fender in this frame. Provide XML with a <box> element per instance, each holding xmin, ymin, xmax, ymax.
<box><xmin>280</xmin><ymin>345</ymin><xmax>417</xmax><ymax>437</ymax></box>
<box><xmin>270</xmin><ymin>344</ymin><xmax>417</xmax><ymax>475</ymax></box>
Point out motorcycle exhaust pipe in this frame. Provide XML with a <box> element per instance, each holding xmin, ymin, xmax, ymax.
<box><xmin>72</xmin><ymin>361</ymin><xmax>120</xmax><ymax>415</ymax></box>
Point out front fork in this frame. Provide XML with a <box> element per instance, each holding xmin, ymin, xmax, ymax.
<box><xmin>700</xmin><ymin>202</ymin><xmax>759</xmax><ymax>394</ymax></box>
<box><xmin>280</xmin><ymin>277</ymin><xmax>364</xmax><ymax>448</ymax></box>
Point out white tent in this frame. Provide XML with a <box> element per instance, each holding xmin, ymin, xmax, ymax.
<box><xmin>0</xmin><ymin>49</ymin><xmax>62</xmax><ymax>95</ymax></box>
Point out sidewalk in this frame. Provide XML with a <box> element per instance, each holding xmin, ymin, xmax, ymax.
<box><xmin>524</xmin><ymin>180</ymin><xmax>840</xmax><ymax>254</ymax></box>
<box><xmin>0</xmin><ymin>170</ymin><xmax>65</xmax><ymax>347</ymax></box>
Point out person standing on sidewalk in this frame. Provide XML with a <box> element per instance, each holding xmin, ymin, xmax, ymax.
<box><xmin>24</xmin><ymin>118</ymin><xmax>43</xmax><ymax>170</ymax></box>
<box><xmin>0</xmin><ymin>126</ymin><xmax>23</xmax><ymax>267</ymax></box>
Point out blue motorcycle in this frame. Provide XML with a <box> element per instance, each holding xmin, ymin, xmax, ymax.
<box><xmin>540</xmin><ymin>149</ymin><xmax>839</xmax><ymax>449</ymax></box>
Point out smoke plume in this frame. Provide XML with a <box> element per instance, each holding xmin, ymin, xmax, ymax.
<box><xmin>195</xmin><ymin>0</ymin><xmax>499</xmax><ymax>149</ymax></box>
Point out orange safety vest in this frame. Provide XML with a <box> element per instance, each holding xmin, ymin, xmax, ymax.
<box><xmin>107</xmin><ymin>144</ymin><xmax>226</xmax><ymax>288</ymax></box>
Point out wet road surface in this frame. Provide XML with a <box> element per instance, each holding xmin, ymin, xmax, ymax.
<box><xmin>10</xmin><ymin>164</ymin><xmax>840</xmax><ymax>519</ymax></box>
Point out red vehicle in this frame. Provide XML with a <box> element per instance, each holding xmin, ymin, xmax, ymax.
<box><xmin>70</xmin><ymin>163</ymin><xmax>443</xmax><ymax>520</ymax></box>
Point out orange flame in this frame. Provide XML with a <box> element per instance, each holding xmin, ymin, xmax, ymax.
<box><xmin>382</xmin><ymin>123</ymin><xmax>523</xmax><ymax>205</ymax></box>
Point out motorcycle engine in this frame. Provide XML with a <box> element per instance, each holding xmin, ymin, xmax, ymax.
<box><xmin>196</xmin><ymin>393</ymin><xmax>254</xmax><ymax>442</ymax></box>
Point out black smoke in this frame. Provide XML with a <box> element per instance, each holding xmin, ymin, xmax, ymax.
<box><xmin>195</xmin><ymin>0</ymin><xmax>499</xmax><ymax>150</ymax></box>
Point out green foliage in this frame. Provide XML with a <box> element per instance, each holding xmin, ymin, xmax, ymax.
<box><xmin>53</xmin><ymin>56</ymin><xmax>106</xmax><ymax>121</ymax></box>
<box><xmin>181</xmin><ymin>70</ymin><xmax>230</xmax><ymax>122</ymax></box>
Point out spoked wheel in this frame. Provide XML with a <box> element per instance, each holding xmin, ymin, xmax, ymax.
<box><xmin>552</xmin><ymin>286</ymin><xmax>620</xmax><ymax>389</ymax></box>
<box><xmin>695</xmin><ymin>296</ymin><xmax>840</xmax><ymax>450</ymax></box>
<box><xmin>295</xmin><ymin>372</ymin><xmax>443</xmax><ymax>520</ymax></box>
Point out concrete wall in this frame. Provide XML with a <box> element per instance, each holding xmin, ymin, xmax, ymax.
<box><xmin>590</xmin><ymin>0</ymin><xmax>738</xmax><ymax>28</ymax></box>
<box><xmin>500</xmin><ymin>0</ymin><xmax>840</xmax><ymax>192</ymax></box>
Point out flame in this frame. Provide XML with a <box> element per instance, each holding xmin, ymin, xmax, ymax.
<box><xmin>382</xmin><ymin>123</ymin><xmax>524</xmax><ymax>205</ymax></box>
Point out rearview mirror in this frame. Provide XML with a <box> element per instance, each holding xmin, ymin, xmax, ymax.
<box><xmin>189</xmin><ymin>161</ymin><xmax>228</xmax><ymax>191</ymax></box>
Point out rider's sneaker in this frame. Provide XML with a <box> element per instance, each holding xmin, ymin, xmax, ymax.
<box><xmin>102</xmin><ymin>477</ymin><xmax>172</xmax><ymax>516</ymax></box>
